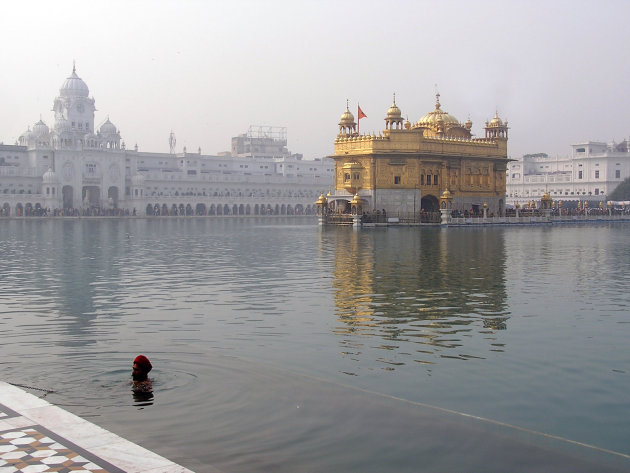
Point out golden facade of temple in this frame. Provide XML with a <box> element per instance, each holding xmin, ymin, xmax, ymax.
<box><xmin>327</xmin><ymin>94</ymin><xmax>509</xmax><ymax>216</ymax></box>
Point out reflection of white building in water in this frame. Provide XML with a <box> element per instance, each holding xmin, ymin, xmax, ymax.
<box><xmin>0</xmin><ymin>66</ymin><xmax>334</xmax><ymax>216</ymax></box>
<box><xmin>506</xmin><ymin>140</ymin><xmax>630</xmax><ymax>206</ymax></box>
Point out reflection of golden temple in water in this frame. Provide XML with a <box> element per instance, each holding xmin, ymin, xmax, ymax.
<box><xmin>327</xmin><ymin>227</ymin><xmax>510</xmax><ymax>362</ymax></box>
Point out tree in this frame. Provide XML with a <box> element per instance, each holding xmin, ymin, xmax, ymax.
<box><xmin>609</xmin><ymin>177</ymin><xmax>630</xmax><ymax>201</ymax></box>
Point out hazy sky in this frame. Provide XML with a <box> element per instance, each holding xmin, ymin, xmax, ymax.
<box><xmin>1</xmin><ymin>0</ymin><xmax>628</xmax><ymax>159</ymax></box>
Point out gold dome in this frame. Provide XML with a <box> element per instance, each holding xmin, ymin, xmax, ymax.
<box><xmin>489</xmin><ymin>111</ymin><xmax>504</xmax><ymax>127</ymax></box>
<box><xmin>441</xmin><ymin>189</ymin><xmax>452</xmax><ymax>199</ymax></box>
<box><xmin>316</xmin><ymin>193</ymin><xmax>328</xmax><ymax>205</ymax></box>
<box><xmin>350</xmin><ymin>193</ymin><xmax>362</xmax><ymax>205</ymax></box>
<box><xmin>387</xmin><ymin>102</ymin><xmax>402</xmax><ymax>118</ymax></box>
<box><xmin>339</xmin><ymin>108</ymin><xmax>355</xmax><ymax>125</ymax></box>
<box><xmin>415</xmin><ymin>94</ymin><xmax>461</xmax><ymax>128</ymax></box>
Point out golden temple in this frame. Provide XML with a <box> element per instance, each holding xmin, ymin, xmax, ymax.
<box><xmin>320</xmin><ymin>93</ymin><xmax>509</xmax><ymax>220</ymax></box>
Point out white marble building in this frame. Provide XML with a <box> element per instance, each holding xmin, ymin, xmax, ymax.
<box><xmin>506</xmin><ymin>140</ymin><xmax>630</xmax><ymax>206</ymax></box>
<box><xmin>0</xmin><ymin>66</ymin><xmax>334</xmax><ymax>216</ymax></box>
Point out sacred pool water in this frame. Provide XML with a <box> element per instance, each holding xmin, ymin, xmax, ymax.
<box><xmin>1</xmin><ymin>218</ymin><xmax>629</xmax><ymax>472</ymax></box>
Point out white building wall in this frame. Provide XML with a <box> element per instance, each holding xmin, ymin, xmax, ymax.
<box><xmin>1</xmin><ymin>68</ymin><xmax>335</xmax><ymax>217</ymax></box>
<box><xmin>506</xmin><ymin>141</ymin><xmax>630</xmax><ymax>205</ymax></box>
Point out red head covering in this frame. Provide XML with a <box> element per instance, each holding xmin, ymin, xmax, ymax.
<box><xmin>134</xmin><ymin>355</ymin><xmax>152</xmax><ymax>373</ymax></box>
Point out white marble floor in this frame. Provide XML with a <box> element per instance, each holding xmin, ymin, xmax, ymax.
<box><xmin>0</xmin><ymin>381</ymin><xmax>194</xmax><ymax>473</ymax></box>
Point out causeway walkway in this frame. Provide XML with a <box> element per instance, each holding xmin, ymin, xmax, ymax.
<box><xmin>0</xmin><ymin>381</ymin><xmax>195</xmax><ymax>473</ymax></box>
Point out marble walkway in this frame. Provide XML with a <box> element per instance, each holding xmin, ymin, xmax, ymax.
<box><xmin>0</xmin><ymin>381</ymin><xmax>194</xmax><ymax>473</ymax></box>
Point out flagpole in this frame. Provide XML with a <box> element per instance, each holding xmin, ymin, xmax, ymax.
<box><xmin>357</xmin><ymin>104</ymin><xmax>360</xmax><ymax>136</ymax></box>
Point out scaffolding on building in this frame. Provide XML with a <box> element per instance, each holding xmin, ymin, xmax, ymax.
<box><xmin>246</xmin><ymin>126</ymin><xmax>287</xmax><ymax>143</ymax></box>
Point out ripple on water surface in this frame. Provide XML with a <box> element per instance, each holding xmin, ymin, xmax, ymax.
<box><xmin>1</xmin><ymin>220</ymin><xmax>630</xmax><ymax>470</ymax></box>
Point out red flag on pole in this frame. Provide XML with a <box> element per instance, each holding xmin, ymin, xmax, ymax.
<box><xmin>358</xmin><ymin>105</ymin><xmax>367</xmax><ymax>120</ymax></box>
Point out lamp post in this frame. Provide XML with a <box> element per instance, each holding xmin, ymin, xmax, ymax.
<box><xmin>439</xmin><ymin>189</ymin><xmax>453</xmax><ymax>225</ymax></box>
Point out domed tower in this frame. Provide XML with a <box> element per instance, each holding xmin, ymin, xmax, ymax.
<box><xmin>18</xmin><ymin>126</ymin><xmax>31</xmax><ymax>147</ymax></box>
<box><xmin>338</xmin><ymin>102</ymin><xmax>356</xmax><ymax>137</ymax></box>
<box><xmin>41</xmin><ymin>168</ymin><xmax>60</xmax><ymax>209</ymax></box>
<box><xmin>18</xmin><ymin>120</ymin><xmax>51</xmax><ymax>148</ymax></box>
<box><xmin>31</xmin><ymin>119</ymin><xmax>51</xmax><ymax>148</ymax></box>
<box><xmin>384</xmin><ymin>94</ymin><xmax>404</xmax><ymax>130</ymax></box>
<box><xmin>52</xmin><ymin>64</ymin><xmax>97</xmax><ymax>148</ymax></box>
<box><xmin>484</xmin><ymin>111</ymin><xmax>509</xmax><ymax>139</ymax></box>
<box><xmin>97</xmin><ymin>117</ymin><xmax>121</xmax><ymax>150</ymax></box>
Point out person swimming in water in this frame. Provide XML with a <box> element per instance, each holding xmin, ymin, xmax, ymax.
<box><xmin>132</xmin><ymin>355</ymin><xmax>152</xmax><ymax>382</ymax></box>
<box><xmin>131</xmin><ymin>355</ymin><xmax>153</xmax><ymax>404</ymax></box>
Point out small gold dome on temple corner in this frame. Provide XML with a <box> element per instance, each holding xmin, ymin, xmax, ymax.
<box><xmin>441</xmin><ymin>189</ymin><xmax>452</xmax><ymax>199</ymax></box>
<box><xmin>489</xmin><ymin>111</ymin><xmax>504</xmax><ymax>127</ymax></box>
<box><xmin>350</xmin><ymin>193</ymin><xmax>361</xmax><ymax>205</ymax></box>
<box><xmin>316</xmin><ymin>193</ymin><xmax>328</xmax><ymax>204</ymax></box>
<box><xmin>339</xmin><ymin>109</ymin><xmax>355</xmax><ymax>124</ymax></box>
<box><xmin>387</xmin><ymin>102</ymin><xmax>402</xmax><ymax>118</ymax></box>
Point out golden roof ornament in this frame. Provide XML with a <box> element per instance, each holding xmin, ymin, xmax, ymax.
<box><xmin>489</xmin><ymin>110</ymin><xmax>504</xmax><ymax>127</ymax></box>
<box><xmin>415</xmin><ymin>92</ymin><xmax>462</xmax><ymax>129</ymax></box>
<box><xmin>339</xmin><ymin>99</ymin><xmax>355</xmax><ymax>125</ymax></box>
<box><xmin>386</xmin><ymin>93</ymin><xmax>402</xmax><ymax>118</ymax></box>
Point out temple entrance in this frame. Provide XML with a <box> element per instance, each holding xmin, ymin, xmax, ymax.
<box><xmin>107</xmin><ymin>186</ymin><xmax>119</xmax><ymax>207</ymax></box>
<box><xmin>82</xmin><ymin>186</ymin><xmax>100</xmax><ymax>208</ymax></box>
<box><xmin>62</xmin><ymin>185</ymin><xmax>73</xmax><ymax>209</ymax></box>
<box><xmin>420</xmin><ymin>195</ymin><xmax>439</xmax><ymax>212</ymax></box>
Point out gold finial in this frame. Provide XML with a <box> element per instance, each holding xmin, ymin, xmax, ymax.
<box><xmin>434</xmin><ymin>84</ymin><xmax>440</xmax><ymax>109</ymax></box>
<box><xmin>73</xmin><ymin>59</ymin><xmax>76</xmax><ymax>74</ymax></box>
<box><xmin>346</xmin><ymin>98</ymin><xmax>349</xmax><ymax>111</ymax></box>
<box><xmin>393</xmin><ymin>92</ymin><xmax>396</xmax><ymax>105</ymax></box>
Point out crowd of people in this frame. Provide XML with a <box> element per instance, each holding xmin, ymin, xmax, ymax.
<box><xmin>1</xmin><ymin>206</ymin><xmax>136</xmax><ymax>217</ymax></box>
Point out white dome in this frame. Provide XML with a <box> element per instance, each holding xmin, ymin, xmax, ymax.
<box><xmin>99</xmin><ymin>118</ymin><xmax>117</xmax><ymax>135</ymax></box>
<box><xmin>32</xmin><ymin>119</ymin><xmax>50</xmax><ymax>137</ymax></box>
<box><xmin>60</xmin><ymin>66</ymin><xmax>89</xmax><ymax>97</ymax></box>
<box><xmin>42</xmin><ymin>168</ymin><xmax>59</xmax><ymax>184</ymax></box>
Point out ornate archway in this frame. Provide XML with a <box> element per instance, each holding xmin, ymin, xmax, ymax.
<box><xmin>420</xmin><ymin>195</ymin><xmax>439</xmax><ymax>212</ymax></box>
